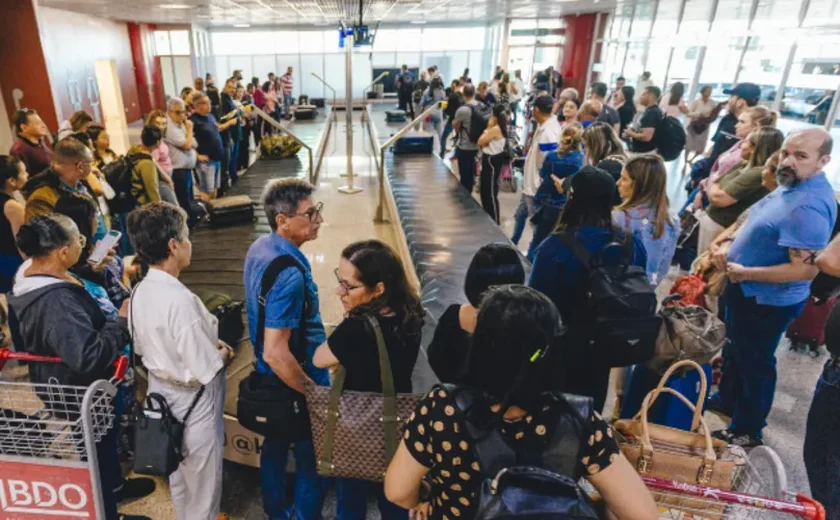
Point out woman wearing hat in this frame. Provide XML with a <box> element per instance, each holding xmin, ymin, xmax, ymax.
<box><xmin>529</xmin><ymin>166</ymin><xmax>647</xmax><ymax>412</ymax></box>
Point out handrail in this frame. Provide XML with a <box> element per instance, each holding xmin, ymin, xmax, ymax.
<box><xmin>375</xmin><ymin>102</ymin><xmax>442</xmax><ymax>222</ymax></box>
<box><xmin>251</xmin><ymin>104</ymin><xmax>314</xmax><ymax>185</ymax></box>
<box><xmin>362</xmin><ymin>71</ymin><xmax>389</xmax><ymax>102</ymax></box>
<box><xmin>310</xmin><ymin>72</ymin><xmax>337</xmax><ymax>119</ymax></box>
<box><xmin>312</xmin><ymin>107</ymin><xmax>334</xmax><ymax>185</ymax></box>
<box><xmin>363</xmin><ymin>105</ymin><xmax>381</xmax><ymax>173</ymax></box>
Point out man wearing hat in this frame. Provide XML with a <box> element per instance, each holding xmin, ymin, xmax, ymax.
<box><xmin>710</xmin><ymin>83</ymin><xmax>761</xmax><ymax>167</ymax></box>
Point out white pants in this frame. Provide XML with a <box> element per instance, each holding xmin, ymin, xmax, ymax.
<box><xmin>148</xmin><ymin>371</ymin><xmax>226</xmax><ymax>520</ymax></box>
<box><xmin>697</xmin><ymin>210</ymin><xmax>726</xmax><ymax>258</ymax></box>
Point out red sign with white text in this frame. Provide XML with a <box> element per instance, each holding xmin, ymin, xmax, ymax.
<box><xmin>0</xmin><ymin>458</ymin><xmax>96</xmax><ymax>519</ymax></box>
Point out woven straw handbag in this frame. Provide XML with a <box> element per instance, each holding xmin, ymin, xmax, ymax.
<box><xmin>306</xmin><ymin>315</ymin><xmax>423</xmax><ymax>482</ymax></box>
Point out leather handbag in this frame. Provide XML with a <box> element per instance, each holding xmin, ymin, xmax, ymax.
<box><xmin>647</xmin><ymin>296</ymin><xmax>727</xmax><ymax>374</ymax></box>
<box><xmin>692</xmin><ymin>251</ymin><xmax>727</xmax><ymax>298</ymax></box>
<box><xmin>615</xmin><ymin>361</ymin><xmax>747</xmax><ymax>494</ymax></box>
<box><xmin>306</xmin><ymin>315</ymin><xmax>423</xmax><ymax>481</ymax></box>
<box><xmin>133</xmin><ymin>388</ymin><xmax>204</xmax><ymax>477</ymax></box>
<box><xmin>236</xmin><ymin>255</ymin><xmax>311</xmax><ymax>441</ymax></box>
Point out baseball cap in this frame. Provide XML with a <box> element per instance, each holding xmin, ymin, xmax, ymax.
<box><xmin>723</xmin><ymin>83</ymin><xmax>761</xmax><ymax>105</ymax></box>
<box><xmin>567</xmin><ymin>166</ymin><xmax>616</xmax><ymax>204</ymax></box>
<box><xmin>533</xmin><ymin>95</ymin><xmax>555</xmax><ymax>115</ymax></box>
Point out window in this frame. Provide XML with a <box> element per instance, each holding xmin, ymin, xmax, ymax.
<box><xmin>804</xmin><ymin>0</ymin><xmax>840</xmax><ymax>26</ymax></box>
<box><xmin>299</xmin><ymin>31</ymin><xmax>324</xmax><ymax>53</ymax></box>
<box><xmin>169</xmin><ymin>31</ymin><xmax>191</xmax><ymax>55</ymax></box>
<box><xmin>752</xmin><ymin>0</ymin><xmax>804</xmax><ymax>28</ymax></box>
<box><xmin>630</xmin><ymin>1</ymin><xmax>656</xmax><ymax>39</ymax></box>
<box><xmin>274</xmin><ymin>31</ymin><xmax>300</xmax><ymax>54</ymax></box>
<box><xmin>154</xmin><ymin>31</ymin><xmax>171</xmax><ymax>56</ymax></box>
<box><xmin>373</xmin><ymin>29</ymin><xmax>399</xmax><ymax>51</ymax></box>
<box><xmin>739</xmin><ymin>35</ymin><xmax>794</xmax><ymax>102</ymax></box>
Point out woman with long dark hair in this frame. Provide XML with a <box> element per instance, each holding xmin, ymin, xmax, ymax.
<box><xmin>659</xmin><ymin>81</ymin><xmax>688</xmax><ymax>118</ymax></box>
<box><xmin>313</xmin><ymin>239</ymin><xmax>425</xmax><ymax>520</ymax></box>
<box><xmin>384</xmin><ymin>285</ymin><xmax>658</xmax><ymax>520</ymax></box>
<box><xmin>616</xmin><ymin>85</ymin><xmax>637</xmax><ymax>137</ymax></box>
<box><xmin>0</xmin><ymin>156</ymin><xmax>27</xmax><ymax>292</ymax></box>
<box><xmin>529</xmin><ymin>166</ymin><xmax>647</xmax><ymax>410</ymax></box>
<box><xmin>583</xmin><ymin>122</ymin><xmax>627</xmax><ymax>204</ymax></box>
<box><xmin>477</xmin><ymin>104</ymin><xmax>510</xmax><ymax>223</ymax></box>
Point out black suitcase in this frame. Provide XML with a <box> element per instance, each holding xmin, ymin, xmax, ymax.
<box><xmin>207</xmin><ymin>195</ymin><xmax>256</xmax><ymax>227</ymax></box>
<box><xmin>393</xmin><ymin>132</ymin><xmax>434</xmax><ymax>155</ymax></box>
<box><xmin>386</xmin><ymin>110</ymin><xmax>407</xmax><ymax>123</ymax></box>
<box><xmin>298</xmin><ymin>95</ymin><xmax>309</xmax><ymax>105</ymax></box>
<box><xmin>311</xmin><ymin>98</ymin><xmax>325</xmax><ymax>108</ymax></box>
<box><xmin>193</xmin><ymin>289</ymin><xmax>245</xmax><ymax>349</ymax></box>
<box><xmin>295</xmin><ymin>105</ymin><xmax>317</xmax><ymax>120</ymax></box>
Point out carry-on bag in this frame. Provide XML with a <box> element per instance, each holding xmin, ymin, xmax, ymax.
<box><xmin>237</xmin><ymin>255</ymin><xmax>312</xmax><ymax>440</ymax></box>
<box><xmin>193</xmin><ymin>289</ymin><xmax>245</xmax><ymax>349</ymax></box>
<box><xmin>260</xmin><ymin>135</ymin><xmax>302</xmax><ymax>159</ymax></box>
<box><xmin>207</xmin><ymin>195</ymin><xmax>256</xmax><ymax>227</ymax></box>
<box><xmin>295</xmin><ymin>105</ymin><xmax>317</xmax><ymax>120</ymax></box>
<box><xmin>134</xmin><ymin>389</ymin><xmax>204</xmax><ymax>477</ymax></box>
<box><xmin>385</xmin><ymin>110</ymin><xmax>407</xmax><ymax>123</ymax></box>
<box><xmin>785</xmin><ymin>295</ymin><xmax>838</xmax><ymax>354</ymax></box>
<box><xmin>620</xmin><ymin>362</ymin><xmax>714</xmax><ymax>431</ymax></box>
<box><xmin>646</xmin><ymin>294</ymin><xmax>726</xmax><ymax>375</ymax></box>
<box><xmin>311</xmin><ymin>98</ymin><xmax>326</xmax><ymax>108</ymax></box>
<box><xmin>615</xmin><ymin>361</ymin><xmax>747</xmax><ymax>495</ymax></box>
<box><xmin>306</xmin><ymin>315</ymin><xmax>423</xmax><ymax>481</ymax></box>
<box><xmin>393</xmin><ymin>133</ymin><xmax>434</xmax><ymax>155</ymax></box>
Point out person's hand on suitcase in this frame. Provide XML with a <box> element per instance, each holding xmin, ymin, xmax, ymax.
<box><xmin>217</xmin><ymin>340</ymin><xmax>234</xmax><ymax>366</ymax></box>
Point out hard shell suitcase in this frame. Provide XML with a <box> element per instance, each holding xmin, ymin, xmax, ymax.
<box><xmin>785</xmin><ymin>295</ymin><xmax>838</xmax><ymax>353</ymax></box>
<box><xmin>207</xmin><ymin>195</ymin><xmax>256</xmax><ymax>227</ymax></box>
<box><xmin>193</xmin><ymin>289</ymin><xmax>245</xmax><ymax>349</ymax></box>
<box><xmin>298</xmin><ymin>95</ymin><xmax>309</xmax><ymax>105</ymax></box>
<box><xmin>295</xmin><ymin>105</ymin><xmax>316</xmax><ymax>120</ymax></box>
<box><xmin>385</xmin><ymin>110</ymin><xmax>407</xmax><ymax>123</ymax></box>
<box><xmin>311</xmin><ymin>98</ymin><xmax>326</xmax><ymax>108</ymax></box>
<box><xmin>620</xmin><ymin>363</ymin><xmax>713</xmax><ymax>431</ymax></box>
<box><xmin>393</xmin><ymin>133</ymin><xmax>434</xmax><ymax>155</ymax></box>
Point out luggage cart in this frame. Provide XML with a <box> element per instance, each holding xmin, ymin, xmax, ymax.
<box><xmin>641</xmin><ymin>444</ymin><xmax>825</xmax><ymax>520</ymax></box>
<box><xmin>0</xmin><ymin>348</ymin><xmax>127</xmax><ymax>520</ymax></box>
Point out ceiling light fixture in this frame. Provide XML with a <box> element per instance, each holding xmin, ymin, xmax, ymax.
<box><xmin>160</xmin><ymin>3</ymin><xmax>191</xmax><ymax>9</ymax></box>
<box><xmin>233</xmin><ymin>23</ymin><xmax>251</xmax><ymax>27</ymax></box>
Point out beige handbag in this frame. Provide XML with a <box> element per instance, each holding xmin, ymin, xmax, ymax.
<box><xmin>615</xmin><ymin>360</ymin><xmax>747</xmax><ymax>492</ymax></box>
<box><xmin>647</xmin><ymin>297</ymin><xmax>727</xmax><ymax>374</ymax></box>
<box><xmin>692</xmin><ymin>251</ymin><xmax>727</xmax><ymax>297</ymax></box>
<box><xmin>305</xmin><ymin>315</ymin><xmax>423</xmax><ymax>482</ymax></box>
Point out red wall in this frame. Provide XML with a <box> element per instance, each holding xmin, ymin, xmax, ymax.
<box><xmin>560</xmin><ymin>14</ymin><xmax>597</xmax><ymax>97</ymax></box>
<box><xmin>128</xmin><ymin>23</ymin><xmax>166</xmax><ymax>116</ymax></box>
<box><xmin>37</xmin><ymin>6</ymin><xmax>142</xmax><ymax>126</ymax></box>
<box><xmin>0</xmin><ymin>0</ymin><xmax>60</xmax><ymax>132</ymax></box>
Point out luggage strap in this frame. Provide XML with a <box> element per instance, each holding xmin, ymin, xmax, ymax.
<box><xmin>257</xmin><ymin>255</ymin><xmax>308</xmax><ymax>364</ymax></box>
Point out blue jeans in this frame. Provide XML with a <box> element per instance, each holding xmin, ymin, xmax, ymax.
<box><xmin>171</xmin><ymin>168</ymin><xmax>196</xmax><ymax>221</ymax></box>
<box><xmin>335</xmin><ymin>478</ymin><xmax>407</xmax><ymax>520</ymax></box>
<box><xmin>113</xmin><ymin>213</ymin><xmax>134</xmax><ymax>256</ymax></box>
<box><xmin>527</xmin><ymin>203</ymin><xmax>562</xmax><ymax>262</ymax></box>
<box><xmin>511</xmin><ymin>194</ymin><xmax>536</xmax><ymax>246</ymax></box>
<box><xmin>440</xmin><ymin>122</ymin><xmax>453</xmax><ymax>156</ymax></box>
<box><xmin>804</xmin><ymin>359</ymin><xmax>840</xmax><ymax>520</ymax></box>
<box><xmin>714</xmin><ymin>284</ymin><xmax>805</xmax><ymax>437</ymax></box>
<box><xmin>260</xmin><ymin>438</ymin><xmax>328</xmax><ymax>520</ymax></box>
<box><xmin>284</xmin><ymin>94</ymin><xmax>293</xmax><ymax>116</ymax></box>
<box><xmin>228</xmin><ymin>139</ymin><xmax>240</xmax><ymax>183</ymax></box>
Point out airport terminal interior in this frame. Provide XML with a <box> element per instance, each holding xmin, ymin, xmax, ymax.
<box><xmin>1</xmin><ymin>0</ymin><xmax>840</xmax><ymax>519</ymax></box>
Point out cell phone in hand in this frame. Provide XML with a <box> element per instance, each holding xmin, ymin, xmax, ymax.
<box><xmin>88</xmin><ymin>230</ymin><xmax>121</xmax><ymax>266</ymax></box>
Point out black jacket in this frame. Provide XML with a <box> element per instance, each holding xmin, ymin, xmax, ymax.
<box><xmin>8</xmin><ymin>276</ymin><xmax>128</xmax><ymax>387</ymax></box>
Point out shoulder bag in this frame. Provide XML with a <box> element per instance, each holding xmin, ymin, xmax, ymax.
<box><xmin>306</xmin><ymin>315</ymin><xmax>423</xmax><ymax>482</ymax></box>
<box><xmin>648</xmin><ymin>295</ymin><xmax>727</xmax><ymax>374</ymax></box>
<box><xmin>236</xmin><ymin>255</ymin><xmax>312</xmax><ymax>441</ymax></box>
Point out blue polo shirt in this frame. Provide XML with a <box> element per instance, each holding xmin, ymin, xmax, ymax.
<box><xmin>189</xmin><ymin>112</ymin><xmax>224</xmax><ymax>162</ymax></box>
<box><xmin>244</xmin><ymin>233</ymin><xmax>328</xmax><ymax>385</ymax></box>
<box><xmin>729</xmin><ymin>173</ymin><xmax>837</xmax><ymax>307</ymax></box>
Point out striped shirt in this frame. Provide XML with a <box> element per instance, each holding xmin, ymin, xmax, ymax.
<box><xmin>280</xmin><ymin>73</ymin><xmax>294</xmax><ymax>95</ymax></box>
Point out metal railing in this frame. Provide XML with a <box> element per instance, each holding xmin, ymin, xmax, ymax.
<box><xmin>361</xmin><ymin>71</ymin><xmax>390</xmax><ymax>106</ymax></box>
<box><xmin>363</xmin><ymin>104</ymin><xmax>381</xmax><ymax>173</ymax></box>
<box><xmin>312</xmin><ymin>107</ymin><xmax>335</xmax><ymax>185</ymax></box>
<box><xmin>251</xmin><ymin>104</ymin><xmax>314</xmax><ymax>184</ymax></box>
<box><xmin>374</xmin><ymin>102</ymin><xmax>442</xmax><ymax>222</ymax></box>
<box><xmin>309</xmin><ymin>73</ymin><xmax>337</xmax><ymax>119</ymax></box>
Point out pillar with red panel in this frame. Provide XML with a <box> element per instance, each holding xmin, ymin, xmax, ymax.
<box><xmin>128</xmin><ymin>22</ymin><xmax>165</xmax><ymax>117</ymax></box>
<box><xmin>559</xmin><ymin>14</ymin><xmax>597</xmax><ymax>98</ymax></box>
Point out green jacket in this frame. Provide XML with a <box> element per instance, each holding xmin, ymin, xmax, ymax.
<box><xmin>127</xmin><ymin>145</ymin><xmax>160</xmax><ymax>206</ymax></box>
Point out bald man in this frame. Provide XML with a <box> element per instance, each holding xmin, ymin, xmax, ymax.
<box><xmin>709</xmin><ymin>128</ymin><xmax>836</xmax><ymax>448</ymax></box>
<box><xmin>577</xmin><ymin>100</ymin><xmax>602</xmax><ymax>127</ymax></box>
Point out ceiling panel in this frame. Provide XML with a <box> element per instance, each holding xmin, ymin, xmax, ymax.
<box><xmin>36</xmin><ymin>0</ymin><xmax>621</xmax><ymax>27</ymax></box>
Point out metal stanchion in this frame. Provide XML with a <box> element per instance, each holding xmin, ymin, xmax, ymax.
<box><xmin>310</xmin><ymin>72</ymin><xmax>337</xmax><ymax>123</ymax></box>
<box><xmin>338</xmin><ymin>31</ymin><xmax>362</xmax><ymax>195</ymax></box>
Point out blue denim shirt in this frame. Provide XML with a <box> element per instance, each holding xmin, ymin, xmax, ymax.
<box><xmin>729</xmin><ymin>173</ymin><xmax>837</xmax><ymax>306</ymax></box>
<box><xmin>534</xmin><ymin>149</ymin><xmax>584</xmax><ymax>208</ymax></box>
<box><xmin>244</xmin><ymin>233</ymin><xmax>328</xmax><ymax>385</ymax></box>
<box><xmin>612</xmin><ymin>205</ymin><xmax>680</xmax><ymax>287</ymax></box>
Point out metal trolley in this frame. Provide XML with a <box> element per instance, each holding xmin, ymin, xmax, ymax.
<box><xmin>642</xmin><ymin>445</ymin><xmax>826</xmax><ymax>520</ymax></box>
<box><xmin>0</xmin><ymin>348</ymin><xmax>127</xmax><ymax>519</ymax></box>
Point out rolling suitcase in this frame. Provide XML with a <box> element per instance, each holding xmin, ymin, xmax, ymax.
<box><xmin>207</xmin><ymin>195</ymin><xmax>256</xmax><ymax>227</ymax></box>
<box><xmin>393</xmin><ymin>132</ymin><xmax>434</xmax><ymax>155</ymax></box>
<box><xmin>298</xmin><ymin>95</ymin><xmax>309</xmax><ymax>105</ymax></box>
<box><xmin>386</xmin><ymin>110</ymin><xmax>407</xmax><ymax>123</ymax></box>
<box><xmin>620</xmin><ymin>362</ymin><xmax>713</xmax><ymax>431</ymax></box>
<box><xmin>193</xmin><ymin>289</ymin><xmax>245</xmax><ymax>349</ymax></box>
<box><xmin>311</xmin><ymin>98</ymin><xmax>325</xmax><ymax>108</ymax></box>
<box><xmin>785</xmin><ymin>295</ymin><xmax>838</xmax><ymax>355</ymax></box>
<box><xmin>295</xmin><ymin>105</ymin><xmax>317</xmax><ymax>120</ymax></box>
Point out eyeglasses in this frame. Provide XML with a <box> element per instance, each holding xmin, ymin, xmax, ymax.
<box><xmin>75</xmin><ymin>234</ymin><xmax>87</xmax><ymax>248</ymax></box>
<box><xmin>334</xmin><ymin>268</ymin><xmax>363</xmax><ymax>295</ymax></box>
<box><xmin>173</xmin><ymin>110</ymin><xmax>186</xmax><ymax>115</ymax></box>
<box><xmin>287</xmin><ymin>201</ymin><xmax>324</xmax><ymax>222</ymax></box>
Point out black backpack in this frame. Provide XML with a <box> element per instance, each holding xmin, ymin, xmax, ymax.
<box><xmin>101</xmin><ymin>154</ymin><xmax>148</xmax><ymax>213</ymax></box>
<box><xmin>446</xmin><ymin>385</ymin><xmax>601</xmax><ymax>520</ymax></box>
<box><xmin>557</xmin><ymin>230</ymin><xmax>660</xmax><ymax>368</ymax></box>
<box><xmin>655</xmin><ymin>115</ymin><xmax>687</xmax><ymax>161</ymax></box>
<box><xmin>467</xmin><ymin>103</ymin><xmax>493</xmax><ymax>144</ymax></box>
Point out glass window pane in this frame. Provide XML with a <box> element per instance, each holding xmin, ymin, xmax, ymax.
<box><xmin>373</xmin><ymin>29</ymin><xmax>399</xmax><ymax>51</ymax></box>
<box><xmin>670</xmin><ymin>46</ymin><xmax>703</xmax><ymax>94</ymax></box>
<box><xmin>170</xmin><ymin>31</ymin><xmax>191</xmax><ymax>55</ymax></box>
<box><xmin>468</xmin><ymin>51</ymin><xmax>484</xmax><ymax>84</ymax></box>
<box><xmin>710</xmin><ymin>0</ymin><xmax>753</xmax><ymax>35</ymax></box>
<box><xmin>300</xmin><ymin>54</ymin><xmax>325</xmax><ymax>99</ymax></box>
<box><xmin>323</xmin><ymin>31</ymin><xmax>340</xmax><ymax>52</ymax></box>
<box><xmin>396</xmin><ymin>29</ymin><xmax>422</xmax><ymax>51</ymax></box>
<box><xmin>324</xmin><ymin>53</ymin><xmax>345</xmax><ymax>98</ymax></box>
<box><xmin>646</xmin><ymin>41</ymin><xmax>672</xmax><ymax>87</ymax></box>
<box><xmin>752</xmin><ymin>0</ymin><xmax>803</xmax><ymax>28</ymax></box>
<box><xmin>227</xmin><ymin>56</ymin><xmax>253</xmax><ymax>82</ymax></box>
<box><xmin>630</xmin><ymin>2</ymin><xmax>656</xmax><ymax>39</ymax></box>
<box><xmin>372</xmin><ymin>52</ymin><xmax>396</xmax><ymax>67</ymax></box>
<box><xmin>273</xmin><ymin>31</ymin><xmax>299</xmax><ymax>54</ymax></box>
<box><xmin>804</xmin><ymin>0</ymin><xmax>840</xmax><ymax>26</ymax></box>
<box><xmin>785</xmin><ymin>31</ymin><xmax>840</xmax><ymax>123</ymax></box>
<box><xmin>624</xmin><ymin>42</ymin><xmax>647</xmax><ymax>85</ymax></box>
<box><xmin>653</xmin><ymin>0</ymin><xmax>681</xmax><ymax>36</ymax></box>
<box><xmin>213</xmin><ymin>56</ymin><xmax>229</xmax><ymax>83</ymax></box>
<box><xmin>739</xmin><ymin>35</ymin><xmax>793</xmax><ymax>104</ymax></box>
<box><xmin>698</xmin><ymin>37</ymin><xmax>743</xmax><ymax>99</ymax></box>
<box><xmin>396</xmin><ymin>51</ymin><xmax>421</xmax><ymax>68</ymax></box>
<box><xmin>154</xmin><ymin>31</ymin><xmax>171</xmax><ymax>56</ymax></box>
<box><xmin>299</xmin><ymin>31</ymin><xmax>324</xmax><ymax>53</ymax></box>
<box><xmin>421</xmin><ymin>28</ymin><xmax>449</xmax><ymax>52</ymax></box>
<box><xmin>445</xmin><ymin>51</ymin><xmax>469</xmax><ymax>85</ymax></box>
<box><xmin>172</xmin><ymin>56</ymin><xmax>193</xmax><ymax>92</ymax></box>
<box><xmin>252</xmin><ymin>56</ymin><xmax>276</xmax><ymax>85</ymax></box>
<box><xmin>160</xmin><ymin>56</ymin><xmax>176</xmax><ymax>99</ymax></box>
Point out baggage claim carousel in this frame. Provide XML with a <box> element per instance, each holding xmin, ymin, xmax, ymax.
<box><xmin>181</xmin><ymin>104</ymin><xmax>523</xmax><ymax>474</ymax></box>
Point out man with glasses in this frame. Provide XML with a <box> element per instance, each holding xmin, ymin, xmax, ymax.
<box><xmin>24</xmin><ymin>138</ymin><xmax>108</xmax><ymax>243</ymax></box>
<box><xmin>190</xmin><ymin>92</ymin><xmax>236</xmax><ymax>200</ymax></box>
<box><xmin>243</xmin><ymin>178</ymin><xmax>328</xmax><ymax>520</ymax></box>
<box><xmin>165</xmin><ymin>97</ymin><xmax>199</xmax><ymax>225</ymax></box>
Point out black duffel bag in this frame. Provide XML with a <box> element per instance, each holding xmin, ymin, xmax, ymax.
<box><xmin>236</xmin><ymin>254</ymin><xmax>312</xmax><ymax>440</ymax></box>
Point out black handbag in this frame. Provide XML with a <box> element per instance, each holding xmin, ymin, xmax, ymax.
<box><xmin>236</xmin><ymin>255</ymin><xmax>312</xmax><ymax>441</ymax></box>
<box><xmin>133</xmin><ymin>388</ymin><xmax>204</xmax><ymax>477</ymax></box>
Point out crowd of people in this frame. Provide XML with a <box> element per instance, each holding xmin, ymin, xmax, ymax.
<box><xmin>1</xmin><ymin>61</ymin><xmax>839</xmax><ymax>520</ymax></box>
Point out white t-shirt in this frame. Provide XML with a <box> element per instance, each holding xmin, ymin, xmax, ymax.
<box><xmin>523</xmin><ymin>117</ymin><xmax>562</xmax><ymax>197</ymax></box>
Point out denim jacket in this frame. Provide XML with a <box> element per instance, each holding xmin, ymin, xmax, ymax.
<box><xmin>612</xmin><ymin>204</ymin><xmax>680</xmax><ymax>287</ymax></box>
<box><xmin>535</xmin><ymin>149</ymin><xmax>584</xmax><ymax>208</ymax></box>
